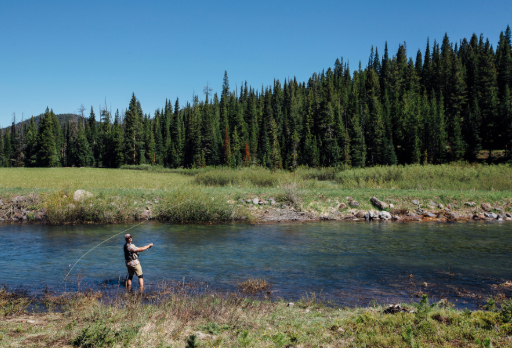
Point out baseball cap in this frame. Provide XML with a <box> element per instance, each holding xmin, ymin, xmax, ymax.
<box><xmin>125</xmin><ymin>234</ymin><xmax>132</xmax><ymax>239</ymax></box>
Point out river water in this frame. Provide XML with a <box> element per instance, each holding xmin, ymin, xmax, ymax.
<box><xmin>3</xmin><ymin>221</ymin><xmax>512</xmax><ymax>309</ymax></box>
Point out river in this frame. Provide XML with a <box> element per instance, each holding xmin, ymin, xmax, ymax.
<box><xmin>3</xmin><ymin>221</ymin><xmax>511</xmax><ymax>309</ymax></box>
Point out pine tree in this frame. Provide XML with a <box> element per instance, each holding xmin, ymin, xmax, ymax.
<box><xmin>24</xmin><ymin>117</ymin><xmax>38</xmax><ymax>167</ymax></box>
<box><xmin>112</xmin><ymin>110</ymin><xmax>125</xmax><ymax>167</ymax></box>
<box><xmin>75</xmin><ymin>120</ymin><xmax>93</xmax><ymax>167</ymax></box>
<box><xmin>124</xmin><ymin>93</ymin><xmax>144</xmax><ymax>165</ymax></box>
<box><xmin>36</xmin><ymin>108</ymin><xmax>59</xmax><ymax>167</ymax></box>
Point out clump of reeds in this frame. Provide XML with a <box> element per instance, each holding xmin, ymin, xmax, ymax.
<box><xmin>238</xmin><ymin>278</ymin><xmax>270</xmax><ymax>294</ymax></box>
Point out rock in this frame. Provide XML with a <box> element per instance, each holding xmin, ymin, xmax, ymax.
<box><xmin>411</xmin><ymin>200</ymin><xmax>420</xmax><ymax>205</ymax></box>
<box><xmin>498</xmin><ymin>215</ymin><xmax>505</xmax><ymax>221</ymax></box>
<box><xmin>429</xmin><ymin>201</ymin><xmax>436</xmax><ymax>207</ymax></box>
<box><xmin>73</xmin><ymin>190</ymin><xmax>93</xmax><ymax>202</ymax></box>
<box><xmin>438</xmin><ymin>204</ymin><xmax>444</xmax><ymax>209</ymax></box>
<box><xmin>35</xmin><ymin>212</ymin><xmax>45</xmax><ymax>221</ymax></box>
<box><xmin>14</xmin><ymin>211</ymin><xmax>23</xmax><ymax>219</ymax></box>
<box><xmin>346</xmin><ymin>196</ymin><xmax>353</xmax><ymax>201</ymax></box>
<box><xmin>141</xmin><ymin>210</ymin><xmax>152</xmax><ymax>219</ymax></box>
<box><xmin>253</xmin><ymin>198</ymin><xmax>259</xmax><ymax>205</ymax></box>
<box><xmin>195</xmin><ymin>332</ymin><xmax>209</xmax><ymax>340</ymax></box>
<box><xmin>348</xmin><ymin>200</ymin><xmax>360</xmax><ymax>207</ymax></box>
<box><xmin>0</xmin><ymin>218</ymin><xmax>4</xmax><ymax>222</ymax></box>
<box><xmin>145</xmin><ymin>201</ymin><xmax>152</xmax><ymax>205</ymax></box>
<box><xmin>495</xmin><ymin>207</ymin><xmax>503</xmax><ymax>213</ymax></box>
<box><xmin>364</xmin><ymin>211</ymin><xmax>375</xmax><ymax>220</ymax></box>
<box><xmin>370</xmin><ymin>197</ymin><xmax>388</xmax><ymax>210</ymax></box>
<box><xmin>0</xmin><ymin>199</ymin><xmax>3</xmax><ymax>206</ymax></box>
<box><xmin>379</xmin><ymin>211</ymin><xmax>392</xmax><ymax>220</ymax></box>
<box><xmin>481</xmin><ymin>203</ymin><xmax>492</xmax><ymax>212</ymax></box>
<box><xmin>338</xmin><ymin>203</ymin><xmax>347</xmax><ymax>210</ymax></box>
<box><xmin>355</xmin><ymin>210</ymin><xmax>365</xmax><ymax>218</ymax></box>
<box><xmin>281</xmin><ymin>203</ymin><xmax>287</xmax><ymax>209</ymax></box>
<box><xmin>259</xmin><ymin>200</ymin><xmax>268</xmax><ymax>205</ymax></box>
<box><xmin>507</xmin><ymin>213</ymin><xmax>512</xmax><ymax>218</ymax></box>
<box><xmin>287</xmin><ymin>302</ymin><xmax>294</xmax><ymax>307</ymax></box>
<box><xmin>246</xmin><ymin>199</ymin><xmax>252</xmax><ymax>204</ymax></box>
<box><xmin>392</xmin><ymin>215</ymin><xmax>401</xmax><ymax>220</ymax></box>
<box><xmin>437</xmin><ymin>213</ymin><xmax>444</xmax><ymax>219</ymax></box>
<box><xmin>447</xmin><ymin>204</ymin><xmax>452</xmax><ymax>210</ymax></box>
<box><xmin>465</xmin><ymin>202</ymin><xmax>475</xmax><ymax>207</ymax></box>
<box><xmin>269</xmin><ymin>198</ymin><xmax>276</xmax><ymax>205</ymax></box>
<box><xmin>389</xmin><ymin>204</ymin><xmax>394</xmax><ymax>208</ymax></box>
<box><xmin>449</xmin><ymin>212</ymin><xmax>459</xmax><ymax>220</ymax></box>
<box><xmin>12</xmin><ymin>196</ymin><xmax>26</xmax><ymax>204</ymax></box>
<box><xmin>424</xmin><ymin>211</ymin><xmax>436</xmax><ymax>218</ymax></box>
<box><xmin>484</xmin><ymin>212</ymin><xmax>497</xmax><ymax>219</ymax></box>
<box><xmin>153</xmin><ymin>200</ymin><xmax>159</xmax><ymax>204</ymax></box>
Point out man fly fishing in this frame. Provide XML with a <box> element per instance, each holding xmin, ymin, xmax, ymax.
<box><xmin>124</xmin><ymin>233</ymin><xmax>153</xmax><ymax>290</ymax></box>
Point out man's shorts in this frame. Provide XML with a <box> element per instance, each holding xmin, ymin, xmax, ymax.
<box><xmin>126</xmin><ymin>264</ymin><xmax>143</xmax><ymax>277</ymax></box>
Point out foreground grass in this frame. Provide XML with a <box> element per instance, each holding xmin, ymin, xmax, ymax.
<box><xmin>1</xmin><ymin>164</ymin><xmax>511</xmax><ymax>224</ymax></box>
<box><xmin>1</xmin><ymin>287</ymin><xmax>511</xmax><ymax>348</ymax></box>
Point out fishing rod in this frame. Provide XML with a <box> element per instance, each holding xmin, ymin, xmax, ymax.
<box><xmin>63</xmin><ymin>221</ymin><xmax>145</xmax><ymax>285</ymax></box>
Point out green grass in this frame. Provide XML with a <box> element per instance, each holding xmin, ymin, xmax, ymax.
<box><xmin>1</xmin><ymin>288</ymin><xmax>511</xmax><ymax>347</ymax></box>
<box><xmin>1</xmin><ymin>163</ymin><xmax>511</xmax><ymax>224</ymax></box>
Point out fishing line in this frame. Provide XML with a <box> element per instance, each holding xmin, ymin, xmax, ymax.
<box><xmin>63</xmin><ymin>221</ymin><xmax>145</xmax><ymax>284</ymax></box>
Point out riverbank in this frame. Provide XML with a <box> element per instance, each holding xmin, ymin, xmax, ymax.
<box><xmin>1</xmin><ymin>286</ymin><xmax>511</xmax><ymax>348</ymax></box>
<box><xmin>0</xmin><ymin>166</ymin><xmax>511</xmax><ymax>225</ymax></box>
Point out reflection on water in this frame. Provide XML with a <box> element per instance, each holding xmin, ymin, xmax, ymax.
<box><xmin>3</xmin><ymin>221</ymin><xmax>511</xmax><ymax>309</ymax></box>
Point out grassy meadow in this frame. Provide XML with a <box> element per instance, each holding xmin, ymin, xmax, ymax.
<box><xmin>1</xmin><ymin>287</ymin><xmax>512</xmax><ymax>348</ymax></box>
<box><xmin>0</xmin><ymin>163</ymin><xmax>512</xmax><ymax>224</ymax></box>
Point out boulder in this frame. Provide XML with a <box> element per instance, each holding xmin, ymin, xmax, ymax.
<box><xmin>338</xmin><ymin>203</ymin><xmax>347</xmax><ymax>210</ymax></box>
<box><xmin>355</xmin><ymin>210</ymin><xmax>365</xmax><ymax>218</ymax></box>
<box><xmin>438</xmin><ymin>204</ymin><xmax>444</xmax><ymax>209</ymax></box>
<box><xmin>389</xmin><ymin>204</ymin><xmax>394</xmax><ymax>208</ymax></box>
<box><xmin>287</xmin><ymin>302</ymin><xmax>295</xmax><ymax>307</ymax></box>
<box><xmin>424</xmin><ymin>211</ymin><xmax>436</xmax><ymax>218</ymax></box>
<box><xmin>507</xmin><ymin>213</ymin><xmax>512</xmax><ymax>218</ymax></box>
<box><xmin>73</xmin><ymin>190</ymin><xmax>93</xmax><ymax>202</ymax></box>
<box><xmin>35</xmin><ymin>212</ymin><xmax>45</xmax><ymax>221</ymax></box>
<box><xmin>379</xmin><ymin>211</ymin><xmax>392</xmax><ymax>220</ymax></box>
<box><xmin>495</xmin><ymin>207</ymin><xmax>503</xmax><ymax>213</ymax></box>
<box><xmin>252</xmin><ymin>198</ymin><xmax>259</xmax><ymax>205</ymax></box>
<box><xmin>481</xmin><ymin>203</ymin><xmax>492</xmax><ymax>212</ymax></box>
<box><xmin>484</xmin><ymin>212</ymin><xmax>497</xmax><ymax>219</ymax></box>
<box><xmin>411</xmin><ymin>200</ymin><xmax>420</xmax><ymax>205</ymax></box>
<box><xmin>280</xmin><ymin>203</ymin><xmax>287</xmax><ymax>209</ymax></box>
<box><xmin>465</xmin><ymin>202</ymin><xmax>475</xmax><ymax>207</ymax></box>
<box><xmin>348</xmin><ymin>200</ymin><xmax>360</xmax><ymax>207</ymax></box>
<box><xmin>498</xmin><ymin>215</ymin><xmax>505</xmax><ymax>220</ymax></box>
<box><xmin>0</xmin><ymin>218</ymin><xmax>4</xmax><ymax>222</ymax></box>
<box><xmin>12</xmin><ymin>196</ymin><xmax>26</xmax><ymax>204</ymax></box>
<box><xmin>370</xmin><ymin>197</ymin><xmax>388</xmax><ymax>210</ymax></box>
<box><xmin>449</xmin><ymin>212</ymin><xmax>459</xmax><ymax>220</ymax></box>
<box><xmin>472</xmin><ymin>214</ymin><xmax>480</xmax><ymax>220</ymax></box>
<box><xmin>429</xmin><ymin>201</ymin><xmax>436</xmax><ymax>207</ymax></box>
<box><xmin>14</xmin><ymin>211</ymin><xmax>23</xmax><ymax>219</ymax></box>
<box><xmin>141</xmin><ymin>210</ymin><xmax>152</xmax><ymax>219</ymax></box>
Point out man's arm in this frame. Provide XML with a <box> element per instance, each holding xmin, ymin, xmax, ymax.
<box><xmin>134</xmin><ymin>243</ymin><xmax>153</xmax><ymax>253</ymax></box>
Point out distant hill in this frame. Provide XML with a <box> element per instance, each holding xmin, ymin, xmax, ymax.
<box><xmin>1</xmin><ymin>113</ymin><xmax>85</xmax><ymax>133</ymax></box>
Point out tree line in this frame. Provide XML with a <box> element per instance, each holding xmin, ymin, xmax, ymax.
<box><xmin>1</xmin><ymin>27</ymin><xmax>511</xmax><ymax>169</ymax></box>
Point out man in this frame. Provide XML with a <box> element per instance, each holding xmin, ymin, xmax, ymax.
<box><xmin>124</xmin><ymin>233</ymin><xmax>153</xmax><ymax>290</ymax></box>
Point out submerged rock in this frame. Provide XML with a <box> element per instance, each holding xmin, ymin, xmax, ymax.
<box><xmin>73</xmin><ymin>190</ymin><xmax>93</xmax><ymax>202</ymax></box>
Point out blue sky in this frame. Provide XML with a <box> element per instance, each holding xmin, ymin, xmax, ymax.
<box><xmin>1</xmin><ymin>0</ymin><xmax>510</xmax><ymax>126</ymax></box>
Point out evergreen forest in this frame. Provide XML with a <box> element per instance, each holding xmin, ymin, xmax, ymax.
<box><xmin>1</xmin><ymin>27</ymin><xmax>512</xmax><ymax>169</ymax></box>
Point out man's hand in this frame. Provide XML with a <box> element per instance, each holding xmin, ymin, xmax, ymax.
<box><xmin>148</xmin><ymin>243</ymin><xmax>153</xmax><ymax>248</ymax></box>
